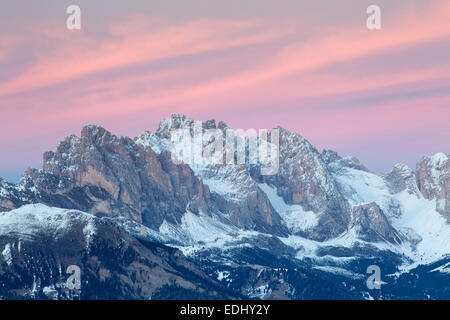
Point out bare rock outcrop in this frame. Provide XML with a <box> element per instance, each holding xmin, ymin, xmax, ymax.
<box><xmin>23</xmin><ymin>125</ymin><xmax>213</xmax><ymax>230</ymax></box>
<box><xmin>416</xmin><ymin>152</ymin><xmax>449</xmax><ymax>217</ymax></box>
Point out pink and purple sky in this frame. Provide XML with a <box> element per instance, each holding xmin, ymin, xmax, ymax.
<box><xmin>0</xmin><ymin>0</ymin><xmax>449</xmax><ymax>182</ymax></box>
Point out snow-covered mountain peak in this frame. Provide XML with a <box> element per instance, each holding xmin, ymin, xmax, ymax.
<box><xmin>1</xmin><ymin>115</ymin><xmax>449</xmax><ymax>290</ymax></box>
<box><xmin>384</xmin><ymin>163</ymin><xmax>420</xmax><ymax>197</ymax></box>
<box><xmin>429</xmin><ymin>152</ymin><xmax>449</xmax><ymax>167</ymax></box>
<box><xmin>350</xmin><ymin>202</ymin><xmax>403</xmax><ymax>244</ymax></box>
<box><xmin>391</xmin><ymin>163</ymin><xmax>412</xmax><ymax>174</ymax></box>
<box><xmin>79</xmin><ymin>124</ymin><xmax>119</xmax><ymax>146</ymax></box>
<box><xmin>156</xmin><ymin>113</ymin><xmax>196</xmax><ymax>139</ymax></box>
<box><xmin>0</xmin><ymin>204</ymin><xmax>96</xmax><ymax>242</ymax></box>
<box><xmin>417</xmin><ymin>152</ymin><xmax>449</xmax><ymax>177</ymax></box>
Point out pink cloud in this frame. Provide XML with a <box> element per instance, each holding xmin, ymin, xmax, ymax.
<box><xmin>1</xmin><ymin>1</ymin><xmax>449</xmax><ymax>176</ymax></box>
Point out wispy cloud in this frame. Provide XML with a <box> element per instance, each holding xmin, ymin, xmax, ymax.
<box><xmin>0</xmin><ymin>1</ymin><xmax>449</xmax><ymax>179</ymax></box>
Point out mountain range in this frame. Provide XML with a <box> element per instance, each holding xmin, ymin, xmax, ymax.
<box><xmin>0</xmin><ymin>113</ymin><xmax>449</xmax><ymax>299</ymax></box>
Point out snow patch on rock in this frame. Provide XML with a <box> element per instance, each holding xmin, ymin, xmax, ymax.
<box><xmin>259</xmin><ymin>183</ymin><xmax>319</xmax><ymax>233</ymax></box>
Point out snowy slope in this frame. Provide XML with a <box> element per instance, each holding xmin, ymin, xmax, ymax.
<box><xmin>0</xmin><ymin>204</ymin><xmax>96</xmax><ymax>242</ymax></box>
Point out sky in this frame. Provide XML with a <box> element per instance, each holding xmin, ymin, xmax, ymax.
<box><xmin>0</xmin><ymin>0</ymin><xmax>449</xmax><ymax>182</ymax></box>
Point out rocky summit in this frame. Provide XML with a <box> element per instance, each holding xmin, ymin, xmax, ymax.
<box><xmin>0</xmin><ymin>114</ymin><xmax>449</xmax><ymax>300</ymax></box>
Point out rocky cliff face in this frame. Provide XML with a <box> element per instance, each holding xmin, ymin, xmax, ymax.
<box><xmin>260</xmin><ymin>128</ymin><xmax>350</xmax><ymax>241</ymax></box>
<box><xmin>415</xmin><ymin>153</ymin><xmax>449</xmax><ymax>218</ymax></box>
<box><xmin>0</xmin><ymin>176</ymin><xmax>38</xmax><ymax>211</ymax></box>
<box><xmin>143</xmin><ymin>114</ymin><xmax>353</xmax><ymax>240</ymax></box>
